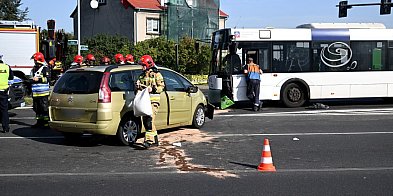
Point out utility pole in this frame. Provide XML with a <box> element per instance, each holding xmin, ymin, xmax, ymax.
<box><xmin>77</xmin><ymin>0</ymin><xmax>81</xmax><ymax>55</ymax></box>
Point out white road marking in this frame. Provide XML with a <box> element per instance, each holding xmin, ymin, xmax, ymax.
<box><xmin>10</xmin><ymin>117</ymin><xmax>35</xmax><ymax>120</ymax></box>
<box><xmin>232</xmin><ymin>167</ymin><xmax>393</xmax><ymax>173</ymax></box>
<box><xmin>211</xmin><ymin>131</ymin><xmax>393</xmax><ymax>137</ymax></box>
<box><xmin>0</xmin><ymin>136</ymin><xmax>64</xmax><ymax>139</ymax></box>
<box><xmin>1</xmin><ymin>167</ymin><xmax>393</xmax><ymax>177</ymax></box>
<box><xmin>3</xmin><ymin>132</ymin><xmax>392</xmax><ymax>140</ymax></box>
<box><xmin>14</xmin><ymin>106</ymin><xmax>33</xmax><ymax>109</ymax></box>
<box><xmin>215</xmin><ymin>108</ymin><xmax>393</xmax><ymax>117</ymax></box>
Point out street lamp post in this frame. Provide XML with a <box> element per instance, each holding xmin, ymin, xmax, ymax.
<box><xmin>77</xmin><ymin>0</ymin><xmax>81</xmax><ymax>55</ymax></box>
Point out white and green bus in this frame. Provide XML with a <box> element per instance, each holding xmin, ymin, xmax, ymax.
<box><xmin>208</xmin><ymin>23</ymin><xmax>393</xmax><ymax>107</ymax></box>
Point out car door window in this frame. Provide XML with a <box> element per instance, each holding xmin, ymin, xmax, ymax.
<box><xmin>160</xmin><ymin>70</ymin><xmax>186</xmax><ymax>92</ymax></box>
<box><xmin>177</xmin><ymin>74</ymin><xmax>193</xmax><ymax>90</ymax></box>
<box><xmin>109</xmin><ymin>71</ymin><xmax>134</xmax><ymax>91</ymax></box>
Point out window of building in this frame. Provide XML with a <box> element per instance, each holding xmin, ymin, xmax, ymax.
<box><xmin>98</xmin><ymin>0</ymin><xmax>106</xmax><ymax>5</ymax></box>
<box><xmin>147</xmin><ymin>18</ymin><xmax>160</xmax><ymax>34</ymax></box>
<box><xmin>171</xmin><ymin>0</ymin><xmax>183</xmax><ymax>5</ymax></box>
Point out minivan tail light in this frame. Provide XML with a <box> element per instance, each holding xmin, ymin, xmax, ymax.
<box><xmin>98</xmin><ymin>72</ymin><xmax>111</xmax><ymax>103</ymax></box>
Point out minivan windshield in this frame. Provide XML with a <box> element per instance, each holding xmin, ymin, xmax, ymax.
<box><xmin>53</xmin><ymin>71</ymin><xmax>103</xmax><ymax>94</ymax></box>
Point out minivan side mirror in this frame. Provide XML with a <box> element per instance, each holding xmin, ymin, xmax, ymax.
<box><xmin>187</xmin><ymin>86</ymin><xmax>198</xmax><ymax>93</ymax></box>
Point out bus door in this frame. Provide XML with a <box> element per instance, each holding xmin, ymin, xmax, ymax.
<box><xmin>234</xmin><ymin>48</ymin><xmax>269</xmax><ymax>101</ymax></box>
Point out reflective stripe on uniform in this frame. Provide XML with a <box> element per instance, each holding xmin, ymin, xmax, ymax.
<box><xmin>32</xmin><ymin>83</ymin><xmax>50</xmax><ymax>97</ymax></box>
<box><xmin>150</xmin><ymin>94</ymin><xmax>160</xmax><ymax>102</ymax></box>
<box><xmin>145</xmin><ymin>130</ymin><xmax>157</xmax><ymax>143</ymax></box>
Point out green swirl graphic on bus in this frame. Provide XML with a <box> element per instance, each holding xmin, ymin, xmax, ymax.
<box><xmin>320</xmin><ymin>42</ymin><xmax>357</xmax><ymax>70</ymax></box>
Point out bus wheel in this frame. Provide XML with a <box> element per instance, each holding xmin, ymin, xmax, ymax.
<box><xmin>282</xmin><ymin>83</ymin><xmax>306</xmax><ymax>108</ymax></box>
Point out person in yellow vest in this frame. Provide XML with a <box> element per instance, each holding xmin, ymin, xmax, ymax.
<box><xmin>244</xmin><ymin>57</ymin><xmax>263</xmax><ymax>111</ymax></box>
<box><xmin>136</xmin><ymin>55</ymin><xmax>165</xmax><ymax>149</ymax></box>
<box><xmin>0</xmin><ymin>54</ymin><xmax>14</xmax><ymax>133</ymax></box>
<box><xmin>30</xmin><ymin>52</ymin><xmax>51</xmax><ymax>128</ymax></box>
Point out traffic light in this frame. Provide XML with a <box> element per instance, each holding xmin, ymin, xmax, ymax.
<box><xmin>339</xmin><ymin>1</ymin><xmax>349</xmax><ymax>18</ymax></box>
<box><xmin>380</xmin><ymin>0</ymin><xmax>392</xmax><ymax>15</ymax></box>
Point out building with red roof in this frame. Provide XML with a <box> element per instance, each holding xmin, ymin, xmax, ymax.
<box><xmin>71</xmin><ymin>0</ymin><xmax>228</xmax><ymax>43</ymax></box>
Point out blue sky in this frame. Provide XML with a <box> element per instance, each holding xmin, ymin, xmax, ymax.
<box><xmin>21</xmin><ymin>0</ymin><xmax>392</xmax><ymax>33</ymax></box>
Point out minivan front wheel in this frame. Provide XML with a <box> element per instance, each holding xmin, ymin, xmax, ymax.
<box><xmin>117</xmin><ymin>116</ymin><xmax>140</xmax><ymax>146</ymax></box>
<box><xmin>192</xmin><ymin>105</ymin><xmax>206</xmax><ymax>129</ymax></box>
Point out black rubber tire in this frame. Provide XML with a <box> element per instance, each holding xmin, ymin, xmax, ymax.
<box><xmin>282</xmin><ymin>83</ymin><xmax>306</xmax><ymax>108</ymax></box>
<box><xmin>117</xmin><ymin>116</ymin><xmax>140</xmax><ymax>146</ymax></box>
<box><xmin>192</xmin><ymin>105</ymin><xmax>206</xmax><ymax>129</ymax></box>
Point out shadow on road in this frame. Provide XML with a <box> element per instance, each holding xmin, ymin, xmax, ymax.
<box><xmin>229</xmin><ymin>161</ymin><xmax>258</xmax><ymax>169</ymax></box>
<box><xmin>10</xmin><ymin>125</ymin><xmax>184</xmax><ymax>148</ymax></box>
<box><xmin>10</xmin><ymin>126</ymin><xmax>123</xmax><ymax>147</ymax></box>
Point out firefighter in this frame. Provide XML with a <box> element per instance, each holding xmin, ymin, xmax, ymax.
<box><xmin>85</xmin><ymin>54</ymin><xmax>96</xmax><ymax>66</ymax></box>
<box><xmin>0</xmin><ymin>54</ymin><xmax>14</xmax><ymax>133</ymax></box>
<box><xmin>70</xmin><ymin>55</ymin><xmax>84</xmax><ymax>69</ymax></box>
<box><xmin>30</xmin><ymin>52</ymin><xmax>50</xmax><ymax>128</ymax></box>
<box><xmin>114</xmin><ymin>53</ymin><xmax>125</xmax><ymax>65</ymax></box>
<box><xmin>100</xmin><ymin>56</ymin><xmax>111</xmax><ymax>65</ymax></box>
<box><xmin>125</xmin><ymin>54</ymin><xmax>135</xmax><ymax>65</ymax></box>
<box><xmin>136</xmin><ymin>55</ymin><xmax>165</xmax><ymax>149</ymax></box>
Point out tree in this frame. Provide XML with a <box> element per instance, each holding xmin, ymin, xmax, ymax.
<box><xmin>0</xmin><ymin>0</ymin><xmax>29</xmax><ymax>21</ymax></box>
<box><xmin>64</xmin><ymin>34</ymin><xmax>211</xmax><ymax>74</ymax></box>
<box><xmin>133</xmin><ymin>37</ymin><xmax>176</xmax><ymax>70</ymax></box>
<box><xmin>133</xmin><ymin>36</ymin><xmax>211</xmax><ymax>74</ymax></box>
<box><xmin>65</xmin><ymin>34</ymin><xmax>132</xmax><ymax>65</ymax></box>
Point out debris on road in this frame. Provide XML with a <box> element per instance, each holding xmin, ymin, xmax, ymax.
<box><xmin>155</xmin><ymin>128</ymin><xmax>239</xmax><ymax>179</ymax></box>
<box><xmin>306</xmin><ymin>103</ymin><xmax>330</xmax><ymax>109</ymax></box>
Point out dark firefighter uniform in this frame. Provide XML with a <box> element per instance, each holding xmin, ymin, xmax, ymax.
<box><xmin>137</xmin><ymin>66</ymin><xmax>165</xmax><ymax>148</ymax></box>
<box><xmin>0</xmin><ymin>61</ymin><xmax>14</xmax><ymax>133</ymax></box>
<box><xmin>31</xmin><ymin>62</ymin><xmax>50</xmax><ymax>128</ymax></box>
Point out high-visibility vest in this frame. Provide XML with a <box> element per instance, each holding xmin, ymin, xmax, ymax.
<box><xmin>0</xmin><ymin>63</ymin><xmax>10</xmax><ymax>90</ymax></box>
<box><xmin>247</xmin><ymin>63</ymin><xmax>261</xmax><ymax>80</ymax></box>
<box><xmin>31</xmin><ymin>65</ymin><xmax>50</xmax><ymax>97</ymax></box>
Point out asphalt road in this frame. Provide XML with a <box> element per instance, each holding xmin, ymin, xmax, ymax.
<box><xmin>1</xmin><ymin>99</ymin><xmax>393</xmax><ymax>195</ymax></box>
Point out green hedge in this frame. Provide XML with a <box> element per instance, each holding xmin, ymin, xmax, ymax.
<box><xmin>184</xmin><ymin>74</ymin><xmax>208</xmax><ymax>84</ymax></box>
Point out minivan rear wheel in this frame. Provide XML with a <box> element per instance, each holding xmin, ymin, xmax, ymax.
<box><xmin>192</xmin><ymin>105</ymin><xmax>205</xmax><ymax>129</ymax></box>
<box><xmin>117</xmin><ymin>116</ymin><xmax>140</xmax><ymax>146</ymax></box>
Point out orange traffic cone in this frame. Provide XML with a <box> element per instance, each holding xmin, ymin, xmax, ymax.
<box><xmin>257</xmin><ymin>138</ymin><xmax>276</xmax><ymax>172</ymax></box>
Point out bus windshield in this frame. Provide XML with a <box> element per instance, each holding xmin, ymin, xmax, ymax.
<box><xmin>211</xmin><ymin>29</ymin><xmax>243</xmax><ymax>75</ymax></box>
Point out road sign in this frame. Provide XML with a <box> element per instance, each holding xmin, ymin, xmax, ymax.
<box><xmin>67</xmin><ymin>40</ymin><xmax>78</xmax><ymax>46</ymax></box>
<box><xmin>80</xmin><ymin>45</ymin><xmax>89</xmax><ymax>51</ymax></box>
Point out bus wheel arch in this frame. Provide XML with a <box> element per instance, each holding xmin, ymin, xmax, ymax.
<box><xmin>280</xmin><ymin>79</ymin><xmax>310</xmax><ymax>108</ymax></box>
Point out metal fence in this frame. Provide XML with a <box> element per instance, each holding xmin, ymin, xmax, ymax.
<box><xmin>166</xmin><ymin>0</ymin><xmax>219</xmax><ymax>42</ymax></box>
